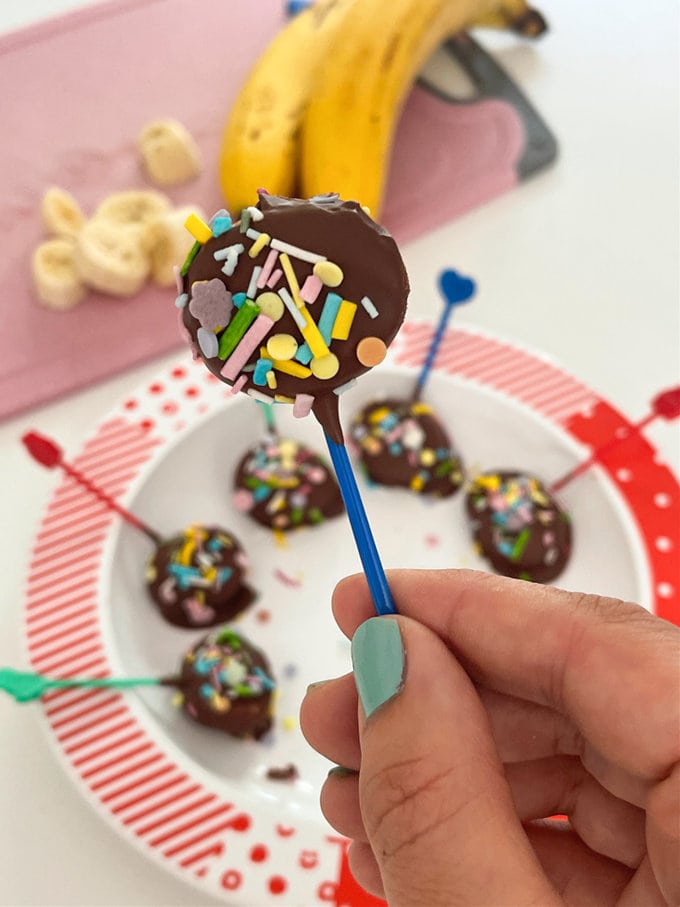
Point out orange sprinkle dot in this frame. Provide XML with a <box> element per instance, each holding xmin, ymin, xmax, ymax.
<box><xmin>356</xmin><ymin>336</ymin><xmax>387</xmax><ymax>367</ymax></box>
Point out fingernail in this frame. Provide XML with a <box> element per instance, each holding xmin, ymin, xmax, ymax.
<box><xmin>351</xmin><ymin>618</ymin><xmax>404</xmax><ymax>719</ymax></box>
<box><xmin>327</xmin><ymin>765</ymin><xmax>356</xmax><ymax>779</ymax></box>
<box><xmin>306</xmin><ymin>679</ymin><xmax>331</xmax><ymax>693</ymax></box>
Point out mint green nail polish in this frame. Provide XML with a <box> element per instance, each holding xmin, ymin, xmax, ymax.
<box><xmin>351</xmin><ymin>618</ymin><xmax>404</xmax><ymax>719</ymax></box>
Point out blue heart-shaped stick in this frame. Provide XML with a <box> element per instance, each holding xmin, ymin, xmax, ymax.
<box><xmin>414</xmin><ymin>269</ymin><xmax>476</xmax><ymax>398</ymax></box>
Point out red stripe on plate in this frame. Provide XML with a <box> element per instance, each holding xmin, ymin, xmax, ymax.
<box><xmin>26</xmin><ymin>572</ymin><xmax>99</xmax><ymax>604</ymax></box>
<box><xmin>63</xmin><ymin>718</ymin><xmax>135</xmax><ymax>755</ymax></box>
<box><xmin>179</xmin><ymin>842</ymin><xmax>225</xmax><ymax>869</ymax></box>
<box><xmin>32</xmin><ymin>630</ymin><xmax>101</xmax><ymax>665</ymax></box>
<box><xmin>162</xmin><ymin>813</ymin><xmax>237</xmax><ymax>859</ymax></box>
<box><xmin>44</xmin><ymin>675</ymin><xmax>108</xmax><ymax>712</ymax></box>
<box><xmin>80</xmin><ymin>741</ymin><xmax>152</xmax><ymax>778</ymax></box>
<box><xmin>469</xmin><ymin>356</ymin><xmax>547</xmax><ymax>393</ymax></box>
<box><xmin>112</xmin><ymin>773</ymin><xmax>189</xmax><ymax>816</ymax></box>
<box><xmin>27</xmin><ymin>603</ymin><xmax>96</xmax><ymax>637</ymax></box>
<box><xmin>78</xmin><ymin>436</ymin><xmax>160</xmax><ymax>477</ymax></box>
<box><xmin>123</xmin><ymin>784</ymin><xmax>202</xmax><ymax>827</ymax></box>
<box><xmin>92</xmin><ymin>753</ymin><xmax>164</xmax><ymax>794</ymax></box>
<box><xmin>26</xmin><ymin>588</ymin><xmax>97</xmax><ymax>621</ymax></box>
<box><xmin>51</xmin><ymin>693</ymin><xmax>118</xmax><ymax>731</ymax></box>
<box><xmin>30</xmin><ymin>525</ymin><xmax>109</xmax><ymax>567</ymax></box>
<box><xmin>29</xmin><ymin>617</ymin><xmax>98</xmax><ymax>652</ymax></box>
<box><xmin>29</xmin><ymin>549</ymin><xmax>107</xmax><ymax>585</ymax></box>
<box><xmin>530</xmin><ymin>382</ymin><xmax>591</xmax><ymax>413</ymax></box>
<box><xmin>100</xmin><ymin>763</ymin><xmax>173</xmax><ymax>804</ymax></box>
<box><xmin>135</xmin><ymin>793</ymin><xmax>216</xmax><ymax>837</ymax></box>
<box><xmin>147</xmin><ymin>803</ymin><xmax>229</xmax><ymax>847</ymax></box>
<box><xmin>56</xmin><ymin>706</ymin><xmax>128</xmax><ymax>743</ymax></box>
<box><xmin>32</xmin><ymin>643</ymin><xmax>104</xmax><ymax>674</ymax></box>
<box><xmin>31</xmin><ymin>522</ymin><xmax>108</xmax><ymax>558</ymax></box>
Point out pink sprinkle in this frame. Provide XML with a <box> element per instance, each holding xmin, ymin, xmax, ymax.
<box><xmin>425</xmin><ymin>534</ymin><xmax>441</xmax><ymax>548</ymax></box>
<box><xmin>173</xmin><ymin>264</ymin><xmax>183</xmax><ymax>293</ymax></box>
<box><xmin>293</xmin><ymin>393</ymin><xmax>315</xmax><ymax>418</ymax></box>
<box><xmin>233</xmin><ymin>488</ymin><xmax>253</xmax><ymax>512</ymax></box>
<box><xmin>231</xmin><ymin>374</ymin><xmax>248</xmax><ymax>395</ymax></box>
<box><xmin>273</xmin><ymin>568</ymin><xmax>302</xmax><ymax>588</ymax></box>
<box><xmin>221</xmin><ymin>315</ymin><xmax>274</xmax><ymax>381</ymax></box>
<box><xmin>258</xmin><ymin>249</ymin><xmax>279</xmax><ymax>288</ymax></box>
<box><xmin>267</xmin><ymin>268</ymin><xmax>283</xmax><ymax>288</ymax></box>
<box><xmin>300</xmin><ymin>274</ymin><xmax>323</xmax><ymax>304</ymax></box>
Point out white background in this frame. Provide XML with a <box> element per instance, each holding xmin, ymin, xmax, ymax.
<box><xmin>0</xmin><ymin>0</ymin><xmax>678</xmax><ymax>904</ymax></box>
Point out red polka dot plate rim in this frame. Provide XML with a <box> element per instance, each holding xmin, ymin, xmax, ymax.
<box><xmin>23</xmin><ymin>322</ymin><xmax>679</xmax><ymax>906</ymax></box>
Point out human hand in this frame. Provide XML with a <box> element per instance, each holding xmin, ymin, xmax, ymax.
<box><xmin>301</xmin><ymin>570</ymin><xmax>680</xmax><ymax>906</ymax></box>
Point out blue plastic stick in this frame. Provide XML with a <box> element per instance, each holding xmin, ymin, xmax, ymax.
<box><xmin>324</xmin><ymin>433</ymin><xmax>397</xmax><ymax>616</ymax></box>
<box><xmin>413</xmin><ymin>269</ymin><xmax>476</xmax><ymax>400</ymax></box>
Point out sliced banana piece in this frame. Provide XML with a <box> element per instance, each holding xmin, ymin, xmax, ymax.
<box><xmin>94</xmin><ymin>190</ymin><xmax>171</xmax><ymax>244</ymax></box>
<box><xmin>145</xmin><ymin>204</ymin><xmax>206</xmax><ymax>287</ymax></box>
<box><xmin>41</xmin><ymin>187</ymin><xmax>86</xmax><ymax>239</ymax></box>
<box><xmin>75</xmin><ymin>219</ymin><xmax>150</xmax><ymax>297</ymax></box>
<box><xmin>138</xmin><ymin>119</ymin><xmax>202</xmax><ymax>186</ymax></box>
<box><xmin>32</xmin><ymin>238</ymin><xmax>87</xmax><ymax>309</ymax></box>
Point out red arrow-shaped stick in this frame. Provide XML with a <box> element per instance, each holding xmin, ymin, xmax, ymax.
<box><xmin>22</xmin><ymin>430</ymin><xmax>162</xmax><ymax>546</ymax></box>
<box><xmin>549</xmin><ymin>385</ymin><xmax>680</xmax><ymax>494</ymax></box>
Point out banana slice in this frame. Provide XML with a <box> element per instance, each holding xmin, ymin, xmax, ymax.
<box><xmin>41</xmin><ymin>187</ymin><xmax>86</xmax><ymax>239</ymax></box>
<box><xmin>138</xmin><ymin>119</ymin><xmax>202</xmax><ymax>187</ymax></box>
<box><xmin>32</xmin><ymin>238</ymin><xmax>87</xmax><ymax>309</ymax></box>
<box><xmin>145</xmin><ymin>204</ymin><xmax>206</xmax><ymax>287</ymax></box>
<box><xmin>94</xmin><ymin>190</ymin><xmax>171</xmax><ymax>243</ymax></box>
<box><xmin>75</xmin><ymin>219</ymin><xmax>150</xmax><ymax>297</ymax></box>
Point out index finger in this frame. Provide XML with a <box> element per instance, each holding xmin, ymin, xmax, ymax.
<box><xmin>332</xmin><ymin>569</ymin><xmax>680</xmax><ymax>784</ymax></box>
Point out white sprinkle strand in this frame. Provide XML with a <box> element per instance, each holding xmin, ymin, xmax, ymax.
<box><xmin>247</xmin><ymin>266</ymin><xmax>262</xmax><ymax>299</ymax></box>
<box><xmin>247</xmin><ymin>206</ymin><xmax>264</xmax><ymax>222</ymax></box>
<box><xmin>270</xmin><ymin>238</ymin><xmax>326</xmax><ymax>264</ymax></box>
<box><xmin>361</xmin><ymin>296</ymin><xmax>379</xmax><ymax>319</ymax></box>
<box><xmin>247</xmin><ymin>388</ymin><xmax>273</xmax><ymax>404</ymax></box>
<box><xmin>278</xmin><ymin>288</ymin><xmax>307</xmax><ymax>329</ymax></box>
<box><xmin>214</xmin><ymin>243</ymin><xmax>244</xmax><ymax>261</ymax></box>
<box><xmin>246</xmin><ymin>228</ymin><xmax>261</xmax><ymax>241</ymax></box>
<box><xmin>175</xmin><ymin>293</ymin><xmax>188</xmax><ymax>309</ymax></box>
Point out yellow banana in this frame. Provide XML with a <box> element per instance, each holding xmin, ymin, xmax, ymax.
<box><xmin>300</xmin><ymin>0</ymin><xmax>547</xmax><ymax>217</ymax></box>
<box><xmin>219</xmin><ymin>0</ymin><xmax>359</xmax><ymax>216</ymax></box>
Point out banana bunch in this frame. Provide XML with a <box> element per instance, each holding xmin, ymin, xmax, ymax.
<box><xmin>219</xmin><ymin>0</ymin><xmax>546</xmax><ymax>218</ymax></box>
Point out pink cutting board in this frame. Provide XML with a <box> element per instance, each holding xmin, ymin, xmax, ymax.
<box><xmin>0</xmin><ymin>0</ymin><xmax>530</xmax><ymax>419</ymax></box>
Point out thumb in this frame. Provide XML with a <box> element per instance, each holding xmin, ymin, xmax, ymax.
<box><xmin>351</xmin><ymin>616</ymin><xmax>560</xmax><ymax>907</ymax></box>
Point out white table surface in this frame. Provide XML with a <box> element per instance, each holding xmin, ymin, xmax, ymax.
<box><xmin>1</xmin><ymin>1</ymin><xmax>678</xmax><ymax>905</ymax></box>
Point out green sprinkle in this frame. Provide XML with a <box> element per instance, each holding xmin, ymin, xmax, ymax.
<box><xmin>239</xmin><ymin>208</ymin><xmax>251</xmax><ymax>233</ymax></box>
<box><xmin>215</xmin><ymin>629</ymin><xmax>242</xmax><ymax>649</ymax></box>
<box><xmin>510</xmin><ymin>528</ymin><xmax>531</xmax><ymax>561</ymax></box>
<box><xmin>291</xmin><ymin>508</ymin><xmax>304</xmax><ymax>525</ymax></box>
<box><xmin>308</xmin><ymin>507</ymin><xmax>323</xmax><ymax>524</ymax></box>
<box><xmin>518</xmin><ymin>571</ymin><xmax>532</xmax><ymax>581</ymax></box>
<box><xmin>244</xmin><ymin>476</ymin><xmax>261</xmax><ymax>490</ymax></box>
<box><xmin>180</xmin><ymin>241</ymin><xmax>201</xmax><ymax>276</ymax></box>
<box><xmin>218</xmin><ymin>301</ymin><xmax>260</xmax><ymax>359</ymax></box>
<box><xmin>435</xmin><ymin>460</ymin><xmax>454</xmax><ymax>477</ymax></box>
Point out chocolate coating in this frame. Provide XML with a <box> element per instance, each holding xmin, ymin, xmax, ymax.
<box><xmin>178</xmin><ymin>628</ymin><xmax>274</xmax><ymax>739</ymax></box>
<box><xmin>145</xmin><ymin>525</ymin><xmax>255</xmax><ymax>628</ymax></box>
<box><xmin>465</xmin><ymin>471</ymin><xmax>572</xmax><ymax>583</ymax></box>
<box><xmin>350</xmin><ymin>398</ymin><xmax>464</xmax><ymax>497</ymax></box>
<box><xmin>233</xmin><ymin>436</ymin><xmax>343</xmax><ymax>531</ymax></box>
<box><xmin>180</xmin><ymin>194</ymin><xmax>409</xmax><ymax>441</ymax></box>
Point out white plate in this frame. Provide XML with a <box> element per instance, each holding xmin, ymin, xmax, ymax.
<box><xmin>24</xmin><ymin>322</ymin><xmax>680</xmax><ymax>906</ymax></box>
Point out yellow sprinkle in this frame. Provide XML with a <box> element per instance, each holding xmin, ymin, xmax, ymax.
<box><xmin>279</xmin><ymin>252</ymin><xmax>301</xmax><ymax>301</ymax></box>
<box><xmin>310</xmin><ymin>352</ymin><xmax>339</xmax><ymax>380</ymax></box>
<box><xmin>420</xmin><ymin>449</ymin><xmax>436</xmax><ymax>467</ymax></box>
<box><xmin>266</xmin><ymin>370</ymin><xmax>278</xmax><ymax>389</ymax></box>
<box><xmin>184</xmin><ymin>213</ymin><xmax>212</xmax><ymax>244</ymax></box>
<box><xmin>271</xmin><ymin>358</ymin><xmax>312</xmax><ymax>378</ymax></box>
<box><xmin>274</xmin><ymin>394</ymin><xmax>295</xmax><ymax>404</ymax></box>
<box><xmin>282</xmin><ymin>716</ymin><xmax>297</xmax><ymax>731</ymax></box>
<box><xmin>361</xmin><ymin>205</ymin><xmax>371</xmax><ymax>216</ymax></box>
<box><xmin>299</xmin><ymin>303</ymin><xmax>330</xmax><ymax>357</ymax></box>
<box><xmin>266</xmin><ymin>333</ymin><xmax>298</xmax><ymax>361</ymax></box>
<box><xmin>171</xmin><ymin>692</ymin><xmax>184</xmax><ymax>707</ymax></box>
<box><xmin>476</xmin><ymin>474</ymin><xmax>500</xmax><ymax>491</ymax></box>
<box><xmin>256</xmin><ymin>291</ymin><xmax>284</xmax><ymax>321</ymax></box>
<box><xmin>273</xmin><ymin>529</ymin><xmax>288</xmax><ymax>549</ymax></box>
<box><xmin>313</xmin><ymin>260</ymin><xmax>344</xmax><ymax>288</ymax></box>
<box><xmin>330</xmin><ymin>300</ymin><xmax>357</xmax><ymax>341</ymax></box>
<box><xmin>368</xmin><ymin>406</ymin><xmax>391</xmax><ymax>424</ymax></box>
<box><xmin>278</xmin><ymin>440</ymin><xmax>298</xmax><ymax>459</ymax></box>
<box><xmin>248</xmin><ymin>232</ymin><xmax>270</xmax><ymax>258</ymax></box>
<box><xmin>410</xmin><ymin>402</ymin><xmax>433</xmax><ymax>415</ymax></box>
<box><xmin>203</xmin><ymin>566</ymin><xmax>217</xmax><ymax>583</ymax></box>
<box><xmin>178</xmin><ymin>538</ymin><xmax>196</xmax><ymax>566</ymax></box>
<box><xmin>410</xmin><ymin>475</ymin><xmax>425</xmax><ymax>492</ymax></box>
<box><xmin>212</xmin><ymin>695</ymin><xmax>231</xmax><ymax>713</ymax></box>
